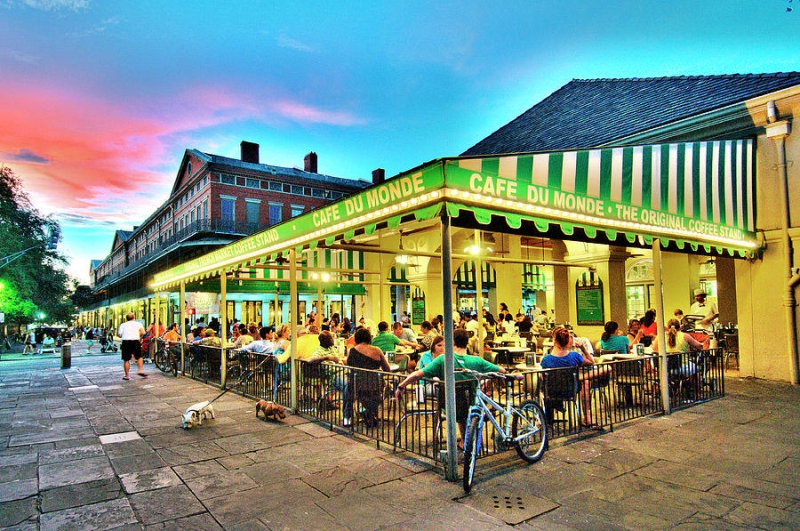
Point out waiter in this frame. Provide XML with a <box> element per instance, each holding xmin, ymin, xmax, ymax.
<box><xmin>689</xmin><ymin>288</ymin><xmax>718</xmax><ymax>332</ymax></box>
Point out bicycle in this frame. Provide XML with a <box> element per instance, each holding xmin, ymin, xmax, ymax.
<box><xmin>154</xmin><ymin>338</ymin><xmax>179</xmax><ymax>377</ymax></box>
<box><xmin>458</xmin><ymin>368</ymin><xmax>547</xmax><ymax>493</ymax></box>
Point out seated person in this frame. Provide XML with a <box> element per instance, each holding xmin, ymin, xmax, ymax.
<box><xmin>636</xmin><ymin>309</ymin><xmax>658</xmax><ymax>346</ymax></box>
<box><xmin>40</xmin><ymin>334</ymin><xmax>55</xmax><ymax>352</ymax></box>
<box><xmin>371</xmin><ymin>321</ymin><xmax>404</xmax><ymax>354</ymax></box>
<box><xmin>199</xmin><ymin>328</ymin><xmax>221</xmax><ymax>348</ymax></box>
<box><xmin>395</xmin><ymin>329</ymin><xmax>503</xmax><ymax>448</ymax></box>
<box><xmin>392</xmin><ymin>321</ymin><xmax>420</xmax><ymax>349</ymax></box>
<box><xmin>652</xmin><ymin>318</ymin><xmax>705</xmax><ymax>372</ymax></box>
<box><xmin>418</xmin><ymin>321</ymin><xmax>437</xmax><ymax>351</ymax></box>
<box><xmin>278</xmin><ymin>325</ymin><xmax>322</xmax><ymax>363</ymax></box>
<box><xmin>233</xmin><ymin>323</ymin><xmax>253</xmax><ymax>348</ymax></box>
<box><xmin>652</xmin><ymin>319</ymin><xmax>705</xmax><ymax>398</ymax></box>
<box><xmin>346</xmin><ymin>327</ymin><xmax>391</xmax><ymax>428</ymax></box>
<box><xmin>541</xmin><ymin>326</ymin><xmax>608</xmax><ymax>429</ymax></box>
<box><xmin>626</xmin><ymin>319</ymin><xmax>641</xmax><ymax>345</ymax></box>
<box><xmin>417</xmin><ymin>335</ymin><xmax>444</xmax><ymax>370</ymax></box>
<box><xmin>599</xmin><ymin>321</ymin><xmax>630</xmax><ymax>353</ymax></box>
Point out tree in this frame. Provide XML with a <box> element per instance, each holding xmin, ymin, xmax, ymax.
<box><xmin>0</xmin><ymin>166</ymin><xmax>72</xmax><ymax>325</ymax></box>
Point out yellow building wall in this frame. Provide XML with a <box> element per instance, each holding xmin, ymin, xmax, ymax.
<box><xmin>737</xmin><ymin>93</ymin><xmax>800</xmax><ymax>381</ymax></box>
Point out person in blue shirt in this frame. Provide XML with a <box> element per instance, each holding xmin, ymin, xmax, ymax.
<box><xmin>599</xmin><ymin>321</ymin><xmax>630</xmax><ymax>353</ymax></box>
<box><xmin>541</xmin><ymin>326</ymin><xmax>607</xmax><ymax>428</ymax></box>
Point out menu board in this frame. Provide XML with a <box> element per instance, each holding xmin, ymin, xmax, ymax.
<box><xmin>576</xmin><ymin>282</ymin><xmax>604</xmax><ymax>325</ymax></box>
<box><xmin>411</xmin><ymin>297</ymin><xmax>426</xmax><ymax>325</ymax></box>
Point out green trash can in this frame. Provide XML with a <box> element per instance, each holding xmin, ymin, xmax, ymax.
<box><xmin>61</xmin><ymin>343</ymin><xmax>71</xmax><ymax>369</ymax></box>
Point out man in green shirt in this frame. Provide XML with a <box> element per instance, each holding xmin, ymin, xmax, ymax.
<box><xmin>371</xmin><ymin>321</ymin><xmax>403</xmax><ymax>353</ymax></box>
<box><xmin>395</xmin><ymin>328</ymin><xmax>503</xmax><ymax>447</ymax></box>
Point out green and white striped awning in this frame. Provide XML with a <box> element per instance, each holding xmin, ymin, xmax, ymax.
<box><xmin>447</xmin><ymin>139</ymin><xmax>755</xmax><ymax>253</ymax></box>
<box><xmin>522</xmin><ymin>264</ymin><xmax>547</xmax><ymax>291</ymax></box>
<box><xmin>152</xmin><ymin>139</ymin><xmax>756</xmax><ymax>290</ymax></box>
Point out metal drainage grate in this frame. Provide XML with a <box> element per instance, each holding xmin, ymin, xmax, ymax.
<box><xmin>493</xmin><ymin>495</ymin><xmax>526</xmax><ymax>511</ymax></box>
<box><xmin>460</xmin><ymin>491</ymin><xmax>559</xmax><ymax>525</ymax></box>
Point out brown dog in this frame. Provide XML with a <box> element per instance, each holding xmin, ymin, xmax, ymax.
<box><xmin>255</xmin><ymin>399</ymin><xmax>286</xmax><ymax>421</ymax></box>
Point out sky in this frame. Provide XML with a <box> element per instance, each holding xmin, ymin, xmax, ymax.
<box><xmin>1</xmin><ymin>0</ymin><xmax>798</xmax><ymax>285</ymax></box>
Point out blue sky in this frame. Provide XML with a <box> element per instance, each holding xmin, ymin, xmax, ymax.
<box><xmin>1</xmin><ymin>0</ymin><xmax>798</xmax><ymax>283</ymax></box>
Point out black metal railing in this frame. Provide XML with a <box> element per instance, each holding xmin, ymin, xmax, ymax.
<box><xmin>179</xmin><ymin>350</ymin><xmax>725</xmax><ymax>465</ymax></box>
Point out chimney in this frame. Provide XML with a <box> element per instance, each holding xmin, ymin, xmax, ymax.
<box><xmin>304</xmin><ymin>152</ymin><xmax>318</xmax><ymax>173</ymax></box>
<box><xmin>372</xmin><ymin>168</ymin><xmax>385</xmax><ymax>185</ymax></box>
<box><xmin>240</xmin><ymin>141</ymin><xmax>260</xmax><ymax>164</ymax></box>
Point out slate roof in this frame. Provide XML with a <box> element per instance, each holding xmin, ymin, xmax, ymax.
<box><xmin>199</xmin><ymin>151</ymin><xmax>370</xmax><ymax>188</ymax></box>
<box><xmin>462</xmin><ymin>72</ymin><xmax>800</xmax><ymax>155</ymax></box>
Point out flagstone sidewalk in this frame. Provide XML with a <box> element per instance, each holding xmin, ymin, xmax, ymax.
<box><xmin>1</xmin><ymin>353</ymin><xmax>798</xmax><ymax>530</ymax></box>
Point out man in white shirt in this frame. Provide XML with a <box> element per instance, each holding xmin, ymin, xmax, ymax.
<box><xmin>118</xmin><ymin>312</ymin><xmax>145</xmax><ymax>380</ymax></box>
<box><xmin>689</xmin><ymin>289</ymin><xmax>718</xmax><ymax>332</ymax></box>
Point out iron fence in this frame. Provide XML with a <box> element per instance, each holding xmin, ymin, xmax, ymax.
<box><xmin>179</xmin><ymin>349</ymin><xmax>726</xmax><ymax>464</ymax></box>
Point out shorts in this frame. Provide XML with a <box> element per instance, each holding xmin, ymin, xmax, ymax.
<box><xmin>121</xmin><ymin>340</ymin><xmax>143</xmax><ymax>362</ymax></box>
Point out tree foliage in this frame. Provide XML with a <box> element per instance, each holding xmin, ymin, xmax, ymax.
<box><xmin>0</xmin><ymin>166</ymin><xmax>74</xmax><ymax>324</ymax></box>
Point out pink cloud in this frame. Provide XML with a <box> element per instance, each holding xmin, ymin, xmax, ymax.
<box><xmin>0</xmin><ymin>81</ymin><xmax>365</xmax><ymax>224</ymax></box>
<box><xmin>0</xmin><ymin>84</ymin><xmax>170</xmax><ymax>220</ymax></box>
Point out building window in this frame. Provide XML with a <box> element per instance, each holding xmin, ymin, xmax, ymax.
<box><xmin>246</xmin><ymin>199</ymin><xmax>261</xmax><ymax>226</ymax></box>
<box><xmin>221</xmin><ymin>196</ymin><xmax>236</xmax><ymax>228</ymax></box>
<box><xmin>203</xmin><ymin>199</ymin><xmax>208</xmax><ymax>219</ymax></box>
<box><xmin>312</xmin><ymin>188</ymin><xmax>325</xmax><ymax>198</ymax></box>
<box><xmin>268</xmin><ymin>202</ymin><xmax>282</xmax><ymax>225</ymax></box>
<box><xmin>245</xmin><ymin>177</ymin><xmax>260</xmax><ymax>189</ymax></box>
<box><xmin>290</xmin><ymin>204</ymin><xmax>304</xmax><ymax>218</ymax></box>
<box><xmin>221</xmin><ymin>174</ymin><xmax>236</xmax><ymax>185</ymax></box>
<box><xmin>290</xmin><ymin>185</ymin><xmax>303</xmax><ymax>195</ymax></box>
<box><xmin>188</xmin><ymin>161</ymin><xmax>192</xmax><ymax>176</ymax></box>
<box><xmin>269</xmin><ymin>181</ymin><xmax>282</xmax><ymax>192</ymax></box>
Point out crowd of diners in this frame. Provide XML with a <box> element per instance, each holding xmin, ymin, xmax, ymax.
<box><xmin>148</xmin><ymin>296</ymin><xmax>716</xmax><ymax>432</ymax></box>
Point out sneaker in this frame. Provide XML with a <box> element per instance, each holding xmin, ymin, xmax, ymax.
<box><xmin>342</xmin><ymin>417</ymin><xmax>352</xmax><ymax>426</ymax></box>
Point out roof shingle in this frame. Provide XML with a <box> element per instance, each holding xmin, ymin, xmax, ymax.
<box><xmin>462</xmin><ymin>72</ymin><xmax>800</xmax><ymax>155</ymax></box>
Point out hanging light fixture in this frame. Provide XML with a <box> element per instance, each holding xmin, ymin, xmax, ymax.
<box><xmin>396</xmin><ymin>231</ymin><xmax>410</xmax><ymax>264</ymax></box>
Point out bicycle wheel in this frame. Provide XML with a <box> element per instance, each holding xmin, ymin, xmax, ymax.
<box><xmin>462</xmin><ymin>413</ymin><xmax>480</xmax><ymax>493</ymax></box>
<box><xmin>512</xmin><ymin>400</ymin><xmax>547</xmax><ymax>463</ymax></box>
<box><xmin>154</xmin><ymin>349</ymin><xmax>169</xmax><ymax>373</ymax></box>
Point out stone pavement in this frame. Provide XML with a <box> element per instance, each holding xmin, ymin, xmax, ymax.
<box><xmin>1</xmin><ymin>353</ymin><xmax>799</xmax><ymax>530</ymax></box>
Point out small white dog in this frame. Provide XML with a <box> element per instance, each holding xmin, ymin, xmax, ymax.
<box><xmin>182</xmin><ymin>401</ymin><xmax>215</xmax><ymax>429</ymax></box>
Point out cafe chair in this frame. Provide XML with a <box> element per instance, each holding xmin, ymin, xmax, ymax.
<box><xmin>723</xmin><ymin>333</ymin><xmax>739</xmax><ymax>370</ymax></box>
<box><xmin>613</xmin><ymin>358</ymin><xmax>646</xmax><ymax>408</ymax></box>
<box><xmin>393</xmin><ymin>352</ymin><xmax>410</xmax><ymax>373</ymax></box>
<box><xmin>541</xmin><ymin>368</ymin><xmax>581</xmax><ymax>431</ymax></box>
<box><xmin>492</xmin><ymin>349</ymin><xmax>514</xmax><ymax>369</ymax></box>
<box><xmin>298</xmin><ymin>359</ymin><xmax>328</xmax><ymax>413</ymax></box>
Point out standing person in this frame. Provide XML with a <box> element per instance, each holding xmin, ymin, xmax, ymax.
<box><xmin>22</xmin><ymin>330</ymin><xmax>35</xmax><ymax>355</ymax></box>
<box><xmin>84</xmin><ymin>327</ymin><xmax>95</xmax><ymax>353</ymax></box>
<box><xmin>689</xmin><ymin>289</ymin><xmax>718</xmax><ymax>332</ymax></box>
<box><xmin>118</xmin><ymin>312</ymin><xmax>146</xmax><ymax>380</ymax></box>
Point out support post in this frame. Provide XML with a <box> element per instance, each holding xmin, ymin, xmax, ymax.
<box><xmin>441</xmin><ymin>215</ymin><xmax>458</xmax><ymax>481</ymax></box>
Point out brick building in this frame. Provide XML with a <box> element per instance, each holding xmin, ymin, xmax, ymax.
<box><xmin>85</xmin><ymin>141</ymin><xmax>369</xmax><ymax>329</ymax></box>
